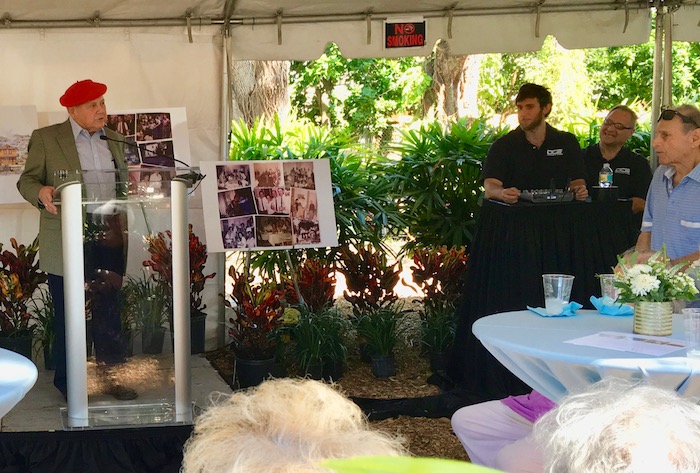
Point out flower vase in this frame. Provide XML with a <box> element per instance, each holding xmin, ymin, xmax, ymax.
<box><xmin>633</xmin><ymin>301</ymin><xmax>674</xmax><ymax>336</ymax></box>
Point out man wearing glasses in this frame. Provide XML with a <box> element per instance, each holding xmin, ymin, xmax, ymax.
<box><xmin>637</xmin><ymin>104</ymin><xmax>700</xmax><ymax>271</ymax></box>
<box><xmin>583</xmin><ymin>105</ymin><xmax>653</xmax><ymax>230</ymax></box>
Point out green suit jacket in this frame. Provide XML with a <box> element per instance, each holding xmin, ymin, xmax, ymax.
<box><xmin>17</xmin><ymin>120</ymin><xmax>127</xmax><ymax>276</ymax></box>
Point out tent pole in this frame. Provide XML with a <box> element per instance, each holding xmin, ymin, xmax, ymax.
<box><xmin>216</xmin><ymin>30</ymin><xmax>232</xmax><ymax>348</ymax></box>
<box><xmin>650</xmin><ymin>6</ymin><xmax>665</xmax><ymax>170</ymax></box>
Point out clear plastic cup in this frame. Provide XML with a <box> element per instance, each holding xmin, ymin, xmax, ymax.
<box><xmin>599</xmin><ymin>274</ymin><xmax>620</xmax><ymax>300</ymax></box>
<box><xmin>542</xmin><ymin>274</ymin><xmax>575</xmax><ymax>315</ymax></box>
<box><xmin>682</xmin><ymin>308</ymin><xmax>700</xmax><ymax>359</ymax></box>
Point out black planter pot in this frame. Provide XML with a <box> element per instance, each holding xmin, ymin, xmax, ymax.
<box><xmin>43</xmin><ymin>345</ymin><xmax>56</xmax><ymax>370</ymax></box>
<box><xmin>142</xmin><ymin>327</ymin><xmax>166</xmax><ymax>354</ymax></box>
<box><xmin>429</xmin><ymin>351</ymin><xmax>450</xmax><ymax>373</ymax></box>
<box><xmin>123</xmin><ymin>329</ymin><xmax>134</xmax><ymax>357</ymax></box>
<box><xmin>371</xmin><ymin>354</ymin><xmax>396</xmax><ymax>378</ymax></box>
<box><xmin>299</xmin><ymin>360</ymin><xmax>323</xmax><ymax>380</ymax></box>
<box><xmin>235</xmin><ymin>357</ymin><xmax>276</xmax><ymax>389</ymax></box>
<box><xmin>190</xmin><ymin>314</ymin><xmax>207</xmax><ymax>354</ymax></box>
<box><xmin>322</xmin><ymin>359</ymin><xmax>344</xmax><ymax>382</ymax></box>
<box><xmin>0</xmin><ymin>333</ymin><xmax>33</xmax><ymax>360</ymax></box>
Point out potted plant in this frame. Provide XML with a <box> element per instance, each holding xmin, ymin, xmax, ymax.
<box><xmin>226</xmin><ymin>266</ymin><xmax>285</xmax><ymax>388</ymax></box>
<box><xmin>353</xmin><ymin>303</ymin><xmax>405</xmax><ymax>378</ymax></box>
<box><xmin>285</xmin><ymin>305</ymin><xmax>324</xmax><ymax>379</ymax></box>
<box><xmin>283</xmin><ymin>257</ymin><xmax>336</xmax><ymax>313</ymax></box>
<box><xmin>122</xmin><ymin>271</ymin><xmax>170</xmax><ymax>354</ymax></box>
<box><xmin>29</xmin><ymin>285</ymin><xmax>55</xmax><ymax>369</ymax></box>
<box><xmin>0</xmin><ymin>237</ymin><xmax>48</xmax><ymax>359</ymax></box>
<box><xmin>143</xmin><ymin>225</ymin><xmax>216</xmax><ymax>353</ymax></box>
<box><xmin>408</xmin><ymin>245</ymin><xmax>469</xmax><ymax>371</ymax></box>
<box><xmin>338</xmin><ymin>243</ymin><xmax>400</xmax><ymax>365</ymax></box>
<box><xmin>615</xmin><ymin>247</ymin><xmax>698</xmax><ymax>336</ymax></box>
<box><xmin>283</xmin><ymin>305</ymin><xmax>349</xmax><ymax>381</ymax></box>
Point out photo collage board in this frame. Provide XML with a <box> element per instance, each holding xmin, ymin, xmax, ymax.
<box><xmin>200</xmin><ymin>159</ymin><xmax>338</xmax><ymax>253</ymax></box>
<box><xmin>104</xmin><ymin>108</ymin><xmax>191</xmax><ymax>197</ymax></box>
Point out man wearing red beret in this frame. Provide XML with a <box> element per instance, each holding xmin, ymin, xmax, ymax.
<box><xmin>17</xmin><ymin>79</ymin><xmax>137</xmax><ymax>401</ymax></box>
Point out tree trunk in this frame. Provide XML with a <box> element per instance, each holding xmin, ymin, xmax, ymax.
<box><xmin>230</xmin><ymin>60</ymin><xmax>290</xmax><ymax>126</ymax></box>
<box><xmin>423</xmin><ymin>40</ymin><xmax>483</xmax><ymax>124</ymax></box>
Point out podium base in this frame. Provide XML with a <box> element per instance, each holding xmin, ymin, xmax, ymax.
<box><xmin>60</xmin><ymin>401</ymin><xmax>194</xmax><ymax>430</ymax></box>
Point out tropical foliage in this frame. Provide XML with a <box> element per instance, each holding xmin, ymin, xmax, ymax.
<box><xmin>226</xmin><ymin>266</ymin><xmax>285</xmax><ymax>360</ymax></box>
<box><xmin>0</xmin><ymin>237</ymin><xmax>47</xmax><ymax>337</ymax></box>
<box><xmin>385</xmin><ymin>118</ymin><xmax>506</xmax><ymax>250</ymax></box>
<box><xmin>142</xmin><ymin>225</ymin><xmax>216</xmax><ymax>316</ymax></box>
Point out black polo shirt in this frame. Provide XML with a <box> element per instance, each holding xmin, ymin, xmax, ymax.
<box><xmin>582</xmin><ymin>144</ymin><xmax>652</xmax><ymax>199</ymax></box>
<box><xmin>482</xmin><ymin>124</ymin><xmax>586</xmax><ymax>190</ymax></box>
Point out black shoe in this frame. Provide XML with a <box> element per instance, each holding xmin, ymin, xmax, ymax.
<box><xmin>104</xmin><ymin>382</ymin><xmax>138</xmax><ymax>401</ymax></box>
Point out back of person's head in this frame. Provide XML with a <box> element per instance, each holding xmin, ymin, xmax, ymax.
<box><xmin>515</xmin><ymin>83</ymin><xmax>553</xmax><ymax>110</ymax></box>
<box><xmin>181</xmin><ymin>378</ymin><xmax>407</xmax><ymax>473</ymax></box>
<box><xmin>534</xmin><ymin>379</ymin><xmax>700</xmax><ymax>473</ymax></box>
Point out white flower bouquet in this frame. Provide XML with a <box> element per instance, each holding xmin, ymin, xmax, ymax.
<box><xmin>615</xmin><ymin>248</ymin><xmax>699</xmax><ymax>303</ymax></box>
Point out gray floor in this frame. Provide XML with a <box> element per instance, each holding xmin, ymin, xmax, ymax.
<box><xmin>0</xmin><ymin>353</ymin><xmax>232</xmax><ymax>432</ymax></box>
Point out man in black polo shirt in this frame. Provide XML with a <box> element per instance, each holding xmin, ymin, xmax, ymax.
<box><xmin>583</xmin><ymin>105</ymin><xmax>652</xmax><ymax>229</ymax></box>
<box><xmin>482</xmin><ymin>83</ymin><xmax>588</xmax><ymax>204</ymax></box>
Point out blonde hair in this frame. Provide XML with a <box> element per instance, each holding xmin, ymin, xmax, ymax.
<box><xmin>181</xmin><ymin>378</ymin><xmax>407</xmax><ymax>473</ymax></box>
<box><xmin>534</xmin><ymin>379</ymin><xmax>700</xmax><ymax>473</ymax></box>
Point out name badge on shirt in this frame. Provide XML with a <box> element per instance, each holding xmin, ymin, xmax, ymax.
<box><xmin>615</xmin><ymin>168</ymin><xmax>630</xmax><ymax>175</ymax></box>
<box><xmin>546</xmin><ymin>148</ymin><xmax>564</xmax><ymax>156</ymax></box>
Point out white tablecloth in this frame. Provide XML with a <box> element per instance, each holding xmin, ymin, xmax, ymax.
<box><xmin>0</xmin><ymin>347</ymin><xmax>38</xmax><ymax>418</ymax></box>
<box><xmin>472</xmin><ymin>310</ymin><xmax>700</xmax><ymax>402</ymax></box>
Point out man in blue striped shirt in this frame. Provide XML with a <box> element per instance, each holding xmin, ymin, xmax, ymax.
<box><xmin>638</xmin><ymin>104</ymin><xmax>700</xmax><ymax>270</ymax></box>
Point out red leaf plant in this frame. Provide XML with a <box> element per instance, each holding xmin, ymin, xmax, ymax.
<box><xmin>338</xmin><ymin>244</ymin><xmax>400</xmax><ymax>317</ymax></box>
<box><xmin>143</xmin><ymin>225</ymin><xmax>216</xmax><ymax>316</ymax></box>
<box><xmin>225</xmin><ymin>266</ymin><xmax>284</xmax><ymax>360</ymax></box>
<box><xmin>0</xmin><ymin>237</ymin><xmax>47</xmax><ymax>337</ymax></box>
<box><xmin>283</xmin><ymin>258</ymin><xmax>336</xmax><ymax>313</ymax></box>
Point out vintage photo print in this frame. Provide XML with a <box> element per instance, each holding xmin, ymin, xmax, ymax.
<box><xmin>221</xmin><ymin>216</ymin><xmax>256</xmax><ymax>249</ymax></box>
<box><xmin>218</xmin><ymin>187</ymin><xmax>256</xmax><ymax>218</ymax></box>
<box><xmin>283</xmin><ymin>161</ymin><xmax>315</xmax><ymax>190</ymax></box>
<box><xmin>216</xmin><ymin>164</ymin><xmax>251</xmax><ymax>190</ymax></box>
<box><xmin>255</xmin><ymin>215</ymin><xmax>293</xmax><ymax>247</ymax></box>
<box><xmin>253</xmin><ymin>161</ymin><xmax>282</xmax><ymax>188</ymax></box>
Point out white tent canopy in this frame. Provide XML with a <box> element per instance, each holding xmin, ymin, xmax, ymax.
<box><xmin>0</xmin><ymin>1</ymin><xmax>665</xmax><ymax>60</ymax></box>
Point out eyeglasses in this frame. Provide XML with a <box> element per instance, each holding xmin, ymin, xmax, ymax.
<box><xmin>602</xmin><ymin>119</ymin><xmax>633</xmax><ymax>130</ymax></box>
<box><xmin>657</xmin><ymin>109</ymin><xmax>700</xmax><ymax>129</ymax></box>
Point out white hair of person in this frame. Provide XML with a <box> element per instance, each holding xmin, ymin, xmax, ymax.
<box><xmin>181</xmin><ymin>378</ymin><xmax>407</xmax><ymax>473</ymax></box>
<box><xmin>534</xmin><ymin>379</ymin><xmax>700</xmax><ymax>473</ymax></box>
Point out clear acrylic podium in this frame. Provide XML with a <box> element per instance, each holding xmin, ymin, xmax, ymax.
<box><xmin>54</xmin><ymin>167</ymin><xmax>201</xmax><ymax>429</ymax></box>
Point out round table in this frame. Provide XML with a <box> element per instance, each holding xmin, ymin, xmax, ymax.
<box><xmin>472</xmin><ymin>309</ymin><xmax>700</xmax><ymax>402</ymax></box>
<box><xmin>0</xmin><ymin>347</ymin><xmax>38</xmax><ymax>418</ymax></box>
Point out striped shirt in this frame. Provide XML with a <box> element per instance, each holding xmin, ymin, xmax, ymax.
<box><xmin>641</xmin><ymin>163</ymin><xmax>700</xmax><ymax>260</ymax></box>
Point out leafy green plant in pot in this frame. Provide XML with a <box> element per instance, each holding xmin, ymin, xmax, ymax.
<box><xmin>122</xmin><ymin>271</ymin><xmax>170</xmax><ymax>354</ymax></box>
<box><xmin>225</xmin><ymin>266</ymin><xmax>285</xmax><ymax>388</ymax></box>
<box><xmin>408</xmin><ymin>245</ymin><xmax>469</xmax><ymax>371</ymax></box>
<box><xmin>354</xmin><ymin>303</ymin><xmax>405</xmax><ymax>379</ymax></box>
<box><xmin>28</xmin><ymin>285</ymin><xmax>55</xmax><ymax>370</ymax></box>
<box><xmin>285</xmin><ymin>305</ymin><xmax>324</xmax><ymax>380</ymax></box>
<box><xmin>283</xmin><ymin>305</ymin><xmax>349</xmax><ymax>381</ymax></box>
<box><xmin>0</xmin><ymin>237</ymin><xmax>47</xmax><ymax>359</ymax></box>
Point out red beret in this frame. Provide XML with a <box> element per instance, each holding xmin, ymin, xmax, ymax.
<box><xmin>59</xmin><ymin>80</ymin><xmax>107</xmax><ymax>107</ymax></box>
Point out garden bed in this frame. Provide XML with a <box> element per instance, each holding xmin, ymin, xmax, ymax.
<box><xmin>205</xmin><ymin>335</ymin><xmax>469</xmax><ymax>461</ymax></box>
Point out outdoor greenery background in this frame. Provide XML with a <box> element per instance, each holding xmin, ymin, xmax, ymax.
<box><xmin>230</xmin><ymin>34</ymin><xmax>699</xmax><ymax>270</ymax></box>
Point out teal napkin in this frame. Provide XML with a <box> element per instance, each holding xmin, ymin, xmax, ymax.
<box><xmin>589</xmin><ymin>295</ymin><xmax>634</xmax><ymax>316</ymax></box>
<box><xmin>527</xmin><ymin>301</ymin><xmax>583</xmax><ymax>317</ymax></box>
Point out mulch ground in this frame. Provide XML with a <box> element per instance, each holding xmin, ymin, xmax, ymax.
<box><xmin>205</xmin><ymin>341</ymin><xmax>470</xmax><ymax>461</ymax></box>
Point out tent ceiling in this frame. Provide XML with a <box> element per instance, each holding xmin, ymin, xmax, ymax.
<box><xmin>0</xmin><ymin>1</ymin><xmax>697</xmax><ymax>59</ymax></box>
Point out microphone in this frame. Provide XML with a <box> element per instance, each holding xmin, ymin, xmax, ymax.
<box><xmin>100</xmin><ymin>134</ymin><xmax>204</xmax><ymax>184</ymax></box>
